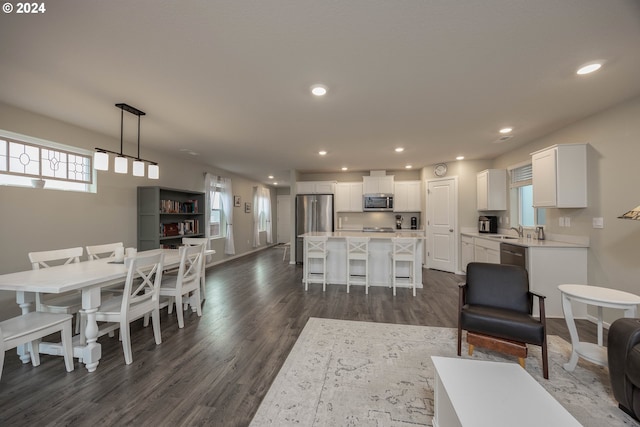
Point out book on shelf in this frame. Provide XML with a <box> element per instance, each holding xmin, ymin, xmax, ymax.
<box><xmin>160</xmin><ymin>219</ymin><xmax>200</xmax><ymax>237</ymax></box>
<box><xmin>160</xmin><ymin>199</ymin><xmax>200</xmax><ymax>214</ymax></box>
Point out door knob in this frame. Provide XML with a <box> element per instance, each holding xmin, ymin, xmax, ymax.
<box><xmin>449</xmin><ymin>229</ymin><xmax>454</xmax><ymax>232</ymax></box>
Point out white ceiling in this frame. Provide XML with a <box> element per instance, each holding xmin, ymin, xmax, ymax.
<box><xmin>1</xmin><ymin>0</ymin><xmax>640</xmax><ymax>186</ymax></box>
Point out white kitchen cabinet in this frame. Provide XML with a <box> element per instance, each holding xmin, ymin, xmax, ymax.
<box><xmin>473</xmin><ymin>238</ymin><xmax>500</xmax><ymax>264</ymax></box>
<box><xmin>296</xmin><ymin>181</ymin><xmax>336</xmax><ymax>194</ymax></box>
<box><xmin>531</xmin><ymin>144</ymin><xmax>587</xmax><ymax>208</ymax></box>
<box><xmin>394</xmin><ymin>180</ymin><xmax>422</xmax><ymax>212</ymax></box>
<box><xmin>461</xmin><ymin>235</ymin><xmax>474</xmax><ymax>273</ymax></box>
<box><xmin>476</xmin><ymin>169</ymin><xmax>506</xmax><ymax>211</ymax></box>
<box><xmin>335</xmin><ymin>182</ymin><xmax>363</xmax><ymax>212</ymax></box>
<box><xmin>363</xmin><ymin>175</ymin><xmax>394</xmax><ymax>194</ymax></box>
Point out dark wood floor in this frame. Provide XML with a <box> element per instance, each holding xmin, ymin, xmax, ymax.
<box><xmin>0</xmin><ymin>247</ymin><xmax>602</xmax><ymax>426</ymax></box>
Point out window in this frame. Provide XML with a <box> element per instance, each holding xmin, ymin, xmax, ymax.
<box><xmin>210</xmin><ymin>183</ymin><xmax>223</xmax><ymax>238</ymax></box>
<box><xmin>0</xmin><ymin>130</ymin><xmax>95</xmax><ymax>192</ymax></box>
<box><xmin>509</xmin><ymin>163</ymin><xmax>545</xmax><ymax>227</ymax></box>
<box><xmin>256</xmin><ymin>187</ymin><xmax>270</xmax><ymax>232</ymax></box>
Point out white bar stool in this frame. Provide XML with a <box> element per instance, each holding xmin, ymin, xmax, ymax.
<box><xmin>391</xmin><ymin>237</ymin><xmax>418</xmax><ymax>297</ymax></box>
<box><xmin>346</xmin><ymin>237</ymin><xmax>370</xmax><ymax>294</ymax></box>
<box><xmin>304</xmin><ymin>236</ymin><xmax>329</xmax><ymax>292</ymax></box>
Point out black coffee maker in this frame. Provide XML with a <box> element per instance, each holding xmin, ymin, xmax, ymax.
<box><xmin>410</xmin><ymin>217</ymin><xmax>418</xmax><ymax>229</ymax></box>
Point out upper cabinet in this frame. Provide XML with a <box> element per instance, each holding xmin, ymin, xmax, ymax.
<box><xmin>531</xmin><ymin>144</ymin><xmax>587</xmax><ymax>208</ymax></box>
<box><xmin>476</xmin><ymin>169</ymin><xmax>506</xmax><ymax>211</ymax></box>
<box><xmin>394</xmin><ymin>180</ymin><xmax>422</xmax><ymax>212</ymax></box>
<box><xmin>335</xmin><ymin>182</ymin><xmax>363</xmax><ymax>212</ymax></box>
<box><xmin>296</xmin><ymin>181</ymin><xmax>336</xmax><ymax>194</ymax></box>
<box><xmin>363</xmin><ymin>175</ymin><xmax>394</xmax><ymax>194</ymax></box>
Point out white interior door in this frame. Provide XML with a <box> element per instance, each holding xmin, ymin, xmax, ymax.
<box><xmin>426</xmin><ymin>177</ymin><xmax>458</xmax><ymax>272</ymax></box>
<box><xmin>277</xmin><ymin>195</ymin><xmax>291</xmax><ymax>244</ymax></box>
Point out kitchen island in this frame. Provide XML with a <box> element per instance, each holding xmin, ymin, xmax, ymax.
<box><xmin>300</xmin><ymin>231</ymin><xmax>425</xmax><ymax>291</ymax></box>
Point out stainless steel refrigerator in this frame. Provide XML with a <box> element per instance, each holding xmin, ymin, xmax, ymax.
<box><xmin>295</xmin><ymin>194</ymin><xmax>334</xmax><ymax>263</ymax></box>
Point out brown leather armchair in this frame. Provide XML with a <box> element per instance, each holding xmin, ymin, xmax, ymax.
<box><xmin>458</xmin><ymin>262</ymin><xmax>549</xmax><ymax>379</ymax></box>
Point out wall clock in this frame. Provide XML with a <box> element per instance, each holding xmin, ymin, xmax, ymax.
<box><xmin>434</xmin><ymin>163</ymin><xmax>448</xmax><ymax>177</ymax></box>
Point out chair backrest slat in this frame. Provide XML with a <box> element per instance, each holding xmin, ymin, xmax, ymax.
<box><xmin>86</xmin><ymin>242</ymin><xmax>124</xmax><ymax>260</ymax></box>
<box><xmin>121</xmin><ymin>251</ymin><xmax>165</xmax><ymax>312</ymax></box>
<box><xmin>28</xmin><ymin>247</ymin><xmax>84</xmax><ymax>270</ymax></box>
<box><xmin>176</xmin><ymin>243</ymin><xmax>204</xmax><ymax>289</ymax></box>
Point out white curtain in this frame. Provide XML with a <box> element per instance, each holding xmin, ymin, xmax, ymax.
<box><xmin>204</xmin><ymin>173</ymin><xmax>217</xmax><ymax>259</ymax></box>
<box><xmin>261</xmin><ymin>186</ymin><xmax>273</xmax><ymax>244</ymax></box>
<box><xmin>220</xmin><ymin>177</ymin><xmax>235</xmax><ymax>255</ymax></box>
<box><xmin>252</xmin><ymin>186</ymin><xmax>260</xmax><ymax>247</ymax></box>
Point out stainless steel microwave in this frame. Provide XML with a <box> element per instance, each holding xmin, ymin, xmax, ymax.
<box><xmin>363</xmin><ymin>194</ymin><xmax>394</xmax><ymax>211</ymax></box>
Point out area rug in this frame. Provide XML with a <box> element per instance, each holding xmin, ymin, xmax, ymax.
<box><xmin>250</xmin><ymin>317</ymin><xmax>638</xmax><ymax>426</ymax></box>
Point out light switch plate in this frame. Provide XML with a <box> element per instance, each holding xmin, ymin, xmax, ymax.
<box><xmin>559</xmin><ymin>217</ymin><xmax>565</xmax><ymax>227</ymax></box>
<box><xmin>565</xmin><ymin>217</ymin><xmax>571</xmax><ymax>227</ymax></box>
<box><xmin>593</xmin><ymin>217</ymin><xmax>604</xmax><ymax>229</ymax></box>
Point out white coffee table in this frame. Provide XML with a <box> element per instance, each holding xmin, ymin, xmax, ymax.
<box><xmin>431</xmin><ymin>356</ymin><xmax>580</xmax><ymax>427</ymax></box>
<box><xmin>559</xmin><ymin>284</ymin><xmax>640</xmax><ymax>371</ymax></box>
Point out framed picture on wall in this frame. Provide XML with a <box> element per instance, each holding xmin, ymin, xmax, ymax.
<box><xmin>245</xmin><ymin>202</ymin><xmax>251</xmax><ymax>213</ymax></box>
<box><xmin>234</xmin><ymin>195</ymin><xmax>241</xmax><ymax>207</ymax></box>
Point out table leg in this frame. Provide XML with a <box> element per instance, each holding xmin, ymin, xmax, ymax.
<box><xmin>624</xmin><ymin>306</ymin><xmax>638</xmax><ymax>318</ymax></box>
<box><xmin>561</xmin><ymin>293</ymin><xmax>580</xmax><ymax>371</ymax></box>
<box><xmin>15</xmin><ymin>291</ymin><xmax>35</xmax><ymax>363</ymax></box>
<box><xmin>597</xmin><ymin>306</ymin><xmax>603</xmax><ymax>347</ymax></box>
<box><xmin>81</xmin><ymin>288</ymin><xmax>102</xmax><ymax>372</ymax></box>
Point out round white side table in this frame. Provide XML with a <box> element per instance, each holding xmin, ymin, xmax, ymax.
<box><xmin>559</xmin><ymin>284</ymin><xmax>640</xmax><ymax>371</ymax></box>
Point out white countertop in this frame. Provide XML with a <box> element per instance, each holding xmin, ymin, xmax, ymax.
<box><xmin>300</xmin><ymin>231</ymin><xmax>426</xmax><ymax>239</ymax></box>
<box><xmin>461</xmin><ymin>231</ymin><xmax>589</xmax><ymax>248</ymax></box>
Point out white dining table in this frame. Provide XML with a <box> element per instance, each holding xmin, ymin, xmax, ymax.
<box><xmin>0</xmin><ymin>249</ymin><xmax>182</xmax><ymax>372</ymax></box>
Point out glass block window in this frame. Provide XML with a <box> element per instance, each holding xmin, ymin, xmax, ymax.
<box><xmin>0</xmin><ymin>130</ymin><xmax>95</xmax><ymax>192</ymax></box>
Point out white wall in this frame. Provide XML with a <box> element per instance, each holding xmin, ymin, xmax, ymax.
<box><xmin>492</xmin><ymin>95</ymin><xmax>640</xmax><ymax>322</ymax></box>
<box><xmin>0</xmin><ymin>102</ymin><xmax>277</xmax><ymax>318</ymax></box>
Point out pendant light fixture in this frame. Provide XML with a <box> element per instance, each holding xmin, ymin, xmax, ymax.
<box><xmin>94</xmin><ymin>103</ymin><xmax>159</xmax><ymax>179</ymax></box>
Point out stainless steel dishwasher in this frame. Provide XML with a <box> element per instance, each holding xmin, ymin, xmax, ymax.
<box><xmin>500</xmin><ymin>242</ymin><xmax>527</xmax><ymax>269</ymax></box>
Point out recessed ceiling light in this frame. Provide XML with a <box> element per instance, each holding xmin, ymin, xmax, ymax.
<box><xmin>341</xmin><ymin>167</ymin><xmax>348</xmax><ymax>171</ymax></box>
<box><xmin>405</xmin><ymin>165</ymin><xmax>412</xmax><ymax>169</ymax></box>
<box><xmin>311</xmin><ymin>84</ymin><xmax>328</xmax><ymax>96</ymax></box>
<box><xmin>456</xmin><ymin>156</ymin><xmax>465</xmax><ymax>160</ymax></box>
<box><xmin>268</xmin><ymin>175</ymin><xmax>274</xmax><ymax>179</ymax></box>
<box><xmin>318</xmin><ymin>150</ymin><xmax>327</xmax><ymax>156</ymax></box>
<box><xmin>395</xmin><ymin>147</ymin><xmax>404</xmax><ymax>153</ymax></box>
<box><xmin>273</xmin><ymin>182</ymin><xmax>278</xmax><ymax>186</ymax></box>
<box><xmin>499</xmin><ymin>127</ymin><xmax>513</xmax><ymax>134</ymax></box>
<box><xmin>577</xmin><ymin>62</ymin><xmax>602</xmax><ymax>75</ymax></box>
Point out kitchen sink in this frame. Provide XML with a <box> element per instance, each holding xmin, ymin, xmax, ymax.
<box><xmin>487</xmin><ymin>235</ymin><xmax>519</xmax><ymax>240</ymax></box>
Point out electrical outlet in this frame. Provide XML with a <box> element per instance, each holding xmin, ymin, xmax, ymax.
<box><xmin>565</xmin><ymin>217</ymin><xmax>571</xmax><ymax>227</ymax></box>
<box><xmin>559</xmin><ymin>217</ymin><xmax>565</xmax><ymax>227</ymax></box>
<box><xmin>593</xmin><ymin>217</ymin><xmax>604</xmax><ymax>229</ymax></box>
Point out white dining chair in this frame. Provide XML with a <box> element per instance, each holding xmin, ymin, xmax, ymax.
<box><xmin>304</xmin><ymin>236</ymin><xmax>329</xmax><ymax>292</ymax></box>
<box><xmin>391</xmin><ymin>238</ymin><xmax>418</xmax><ymax>297</ymax></box>
<box><xmin>1</xmin><ymin>312</ymin><xmax>74</xmax><ymax>380</ymax></box>
<box><xmin>86</xmin><ymin>242</ymin><xmax>126</xmax><ymax>294</ymax></box>
<box><xmin>94</xmin><ymin>250</ymin><xmax>165</xmax><ymax>365</ymax></box>
<box><xmin>28</xmin><ymin>247</ymin><xmax>84</xmax><ymax>333</ymax></box>
<box><xmin>346</xmin><ymin>237</ymin><xmax>370</xmax><ymax>294</ymax></box>
<box><xmin>182</xmin><ymin>237</ymin><xmax>208</xmax><ymax>299</ymax></box>
<box><xmin>157</xmin><ymin>243</ymin><xmax>204</xmax><ymax>328</ymax></box>
<box><xmin>85</xmin><ymin>242</ymin><xmax>124</xmax><ymax>260</ymax></box>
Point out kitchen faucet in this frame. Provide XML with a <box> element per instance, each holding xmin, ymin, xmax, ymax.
<box><xmin>510</xmin><ymin>225</ymin><xmax>523</xmax><ymax>237</ymax></box>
